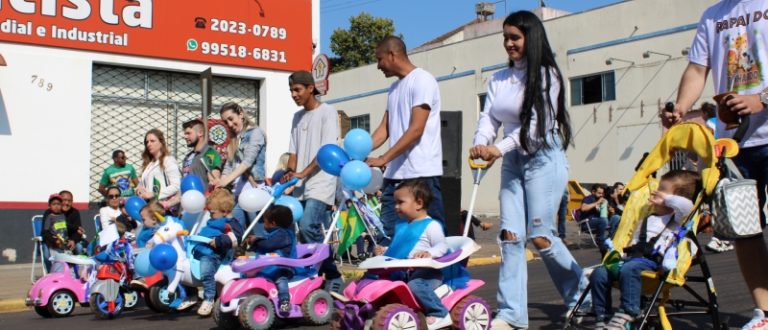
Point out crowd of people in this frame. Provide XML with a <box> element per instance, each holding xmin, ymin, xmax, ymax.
<box><xmin>37</xmin><ymin>2</ymin><xmax>768</xmax><ymax>329</ymax></box>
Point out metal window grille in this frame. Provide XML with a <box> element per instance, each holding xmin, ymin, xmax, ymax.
<box><xmin>89</xmin><ymin>64</ymin><xmax>260</xmax><ymax>202</ymax></box>
<box><xmin>350</xmin><ymin>114</ymin><xmax>370</xmax><ymax>132</ymax></box>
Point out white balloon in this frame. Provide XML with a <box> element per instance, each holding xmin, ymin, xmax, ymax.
<box><xmin>239</xmin><ymin>188</ymin><xmax>272</xmax><ymax>212</ymax></box>
<box><xmin>363</xmin><ymin>167</ymin><xmax>384</xmax><ymax>194</ymax></box>
<box><xmin>181</xmin><ymin>190</ymin><xmax>206</xmax><ymax>214</ymax></box>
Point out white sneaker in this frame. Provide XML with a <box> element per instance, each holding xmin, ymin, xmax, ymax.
<box><xmin>197</xmin><ymin>299</ymin><xmax>214</xmax><ymax>317</ymax></box>
<box><xmin>426</xmin><ymin>314</ymin><xmax>452</xmax><ymax>330</ymax></box>
<box><xmin>490</xmin><ymin>318</ymin><xmax>526</xmax><ymax>329</ymax></box>
<box><xmin>742</xmin><ymin>309</ymin><xmax>768</xmax><ymax>330</ymax></box>
<box><xmin>721</xmin><ymin>240</ymin><xmax>735</xmax><ymax>252</ymax></box>
<box><xmin>706</xmin><ymin>238</ymin><xmax>730</xmax><ymax>253</ymax></box>
<box><xmin>176</xmin><ymin>297</ymin><xmax>198</xmax><ymax>311</ymax></box>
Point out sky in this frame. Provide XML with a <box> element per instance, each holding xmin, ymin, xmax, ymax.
<box><xmin>320</xmin><ymin>0</ymin><xmax>625</xmax><ymax>56</ymax></box>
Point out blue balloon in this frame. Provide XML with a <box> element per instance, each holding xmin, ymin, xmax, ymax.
<box><xmin>275</xmin><ymin>196</ymin><xmax>304</xmax><ymax>222</ymax></box>
<box><xmin>125</xmin><ymin>196</ymin><xmax>146</xmax><ymax>221</ymax></box>
<box><xmin>340</xmin><ymin>160</ymin><xmax>372</xmax><ymax>190</ymax></box>
<box><xmin>344</xmin><ymin>129</ymin><xmax>373</xmax><ymax>161</ymax></box>
<box><xmin>149</xmin><ymin>243</ymin><xmax>177</xmax><ymax>271</ymax></box>
<box><xmin>134</xmin><ymin>250</ymin><xmax>157</xmax><ymax>277</ymax></box>
<box><xmin>181</xmin><ymin>174</ymin><xmax>205</xmax><ymax>193</ymax></box>
<box><xmin>316</xmin><ymin>144</ymin><xmax>349</xmax><ymax>176</ymax></box>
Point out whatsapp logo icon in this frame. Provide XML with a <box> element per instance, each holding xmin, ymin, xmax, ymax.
<box><xmin>186</xmin><ymin>39</ymin><xmax>199</xmax><ymax>51</ymax></box>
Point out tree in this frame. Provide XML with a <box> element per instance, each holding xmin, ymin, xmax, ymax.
<box><xmin>329</xmin><ymin>12</ymin><xmax>402</xmax><ymax>72</ymax></box>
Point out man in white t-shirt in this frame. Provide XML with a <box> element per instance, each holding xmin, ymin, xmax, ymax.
<box><xmin>283</xmin><ymin>70</ymin><xmax>343</xmax><ymax>292</ymax></box>
<box><xmin>664</xmin><ymin>1</ymin><xmax>768</xmax><ymax>328</ymax></box>
<box><xmin>366</xmin><ymin>36</ymin><xmax>444</xmax><ymax>245</ymax></box>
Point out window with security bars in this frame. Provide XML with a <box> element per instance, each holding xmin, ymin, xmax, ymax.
<box><xmin>89</xmin><ymin>65</ymin><xmax>260</xmax><ymax>202</ymax></box>
<box><xmin>350</xmin><ymin>114</ymin><xmax>370</xmax><ymax>132</ymax></box>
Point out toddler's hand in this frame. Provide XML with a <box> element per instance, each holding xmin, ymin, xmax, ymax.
<box><xmin>374</xmin><ymin>245</ymin><xmax>385</xmax><ymax>256</ymax></box>
<box><xmin>479</xmin><ymin>222</ymin><xmax>493</xmax><ymax>231</ymax></box>
<box><xmin>412</xmin><ymin>251</ymin><xmax>431</xmax><ymax>259</ymax></box>
<box><xmin>67</xmin><ymin>240</ymin><xmax>75</xmax><ymax>251</ymax></box>
<box><xmin>209</xmin><ymin>239</ymin><xmax>216</xmax><ymax>248</ymax></box>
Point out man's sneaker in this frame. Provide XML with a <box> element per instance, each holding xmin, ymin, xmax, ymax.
<box><xmin>721</xmin><ymin>240</ymin><xmax>735</xmax><ymax>252</ymax></box>
<box><xmin>197</xmin><ymin>299</ymin><xmax>214</xmax><ymax>317</ymax></box>
<box><xmin>279</xmin><ymin>298</ymin><xmax>291</xmax><ymax>314</ymax></box>
<box><xmin>426</xmin><ymin>314</ymin><xmax>452</xmax><ymax>330</ymax></box>
<box><xmin>742</xmin><ymin>309</ymin><xmax>768</xmax><ymax>330</ymax></box>
<box><xmin>490</xmin><ymin>318</ymin><xmax>526</xmax><ymax>329</ymax></box>
<box><xmin>325</xmin><ymin>277</ymin><xmax>344</xmax><ymax>294</ymax></box>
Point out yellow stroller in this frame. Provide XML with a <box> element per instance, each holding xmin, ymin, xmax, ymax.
<box><xmin>564</xmin><ymin>122</ymin><xmax>737</xmax><ymax>330</ymax></box>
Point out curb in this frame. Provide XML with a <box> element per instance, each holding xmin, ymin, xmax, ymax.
<box><xmin>0</xmin><ymin>299</ymin><xmax>27</xmax><ymax>313</ymax></box>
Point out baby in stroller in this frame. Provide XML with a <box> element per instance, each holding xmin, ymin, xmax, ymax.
<box><xmin>590</xmin><ymin>170</ymin><xmax>701</xmax><ymax>329</ymax></box>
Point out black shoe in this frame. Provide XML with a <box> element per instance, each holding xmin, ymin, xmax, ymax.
<box><xmin>279</xmin><ymin>298</ymin><xmax>291</xmax><ymax>314</ymax></box>
<box><xmin>358</xmin><ymin>252</ymin><xmax>368</xmax><ymax>261</ymax></box>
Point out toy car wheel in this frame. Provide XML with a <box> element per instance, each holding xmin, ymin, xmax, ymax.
<box><xmin>238</xmin><ymin>295</ymin><xmax>275</xmax><ymax>330</ymax></box>
<box><xmin>302</xmin><ymin>289</ymin><xmax>334</xmax><ymax>325</ymax></box>
<box><xmin>46</xmin><ymin>290</ymin><xmax>76</xmax><ymax>317</ymax></box>
<box><xmin>373</xmin><ymin>303</ymin><xmax>423</xmax><ymax>330</ymax></box>
<box><xmin>148</xmin><ymin>283</ymin><xmax>177</xmax><ymax>313</ymax></box>
<box><xmin>34</xmin><ymin>305</ymin><xmax>52</xmax><ymax>318</ymax></box>
<box><xmin>89</xmin><ymin>292</ymin><xmax>124</xmax><ymax>319</ymax></box>
<box><xmin>451</xmin><ymin>295</ymin><xmax>491</xmax><ymax>330</ymax></box>
<box><xmin>123</xmin><ymin>289</ymin><xmax>139</xmax><ymax>310</ymax></box>
<box><xmin>213</xmin><ymin>298</ymin><xmax>240</xmax><ymax>330</ymax></box>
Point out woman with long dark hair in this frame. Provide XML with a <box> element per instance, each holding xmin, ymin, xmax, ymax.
<box><xmin>470</xmin><ymin>11</ymin><xmax>585</xmax><ymax>328</ymax></box>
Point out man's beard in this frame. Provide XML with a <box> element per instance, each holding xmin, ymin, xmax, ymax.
<box><xmin>186</xmin><ymin>138</ymin><xmax>198</xmax><ymax>148</ymax></box>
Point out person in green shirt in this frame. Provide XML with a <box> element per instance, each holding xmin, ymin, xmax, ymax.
<box><xmin>99</xmin><ymin>150</ymin><xmax>139</xmax><ymax>197</ymax></box>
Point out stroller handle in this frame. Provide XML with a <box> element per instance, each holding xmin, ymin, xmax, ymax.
<box><xmin>468</xmin><ymin>157</ymin><xmax>490</xmax><ymax>169</ymax></box>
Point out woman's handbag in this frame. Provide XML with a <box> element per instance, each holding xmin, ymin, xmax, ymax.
<box><xmin>712</xmin><ymin>160</ymin><xmax>762</xmax><ymax>239</ymax></box>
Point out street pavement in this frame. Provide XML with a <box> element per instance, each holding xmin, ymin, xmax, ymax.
<box><xmin>0</xmin><ymin>219</ymin><xmax>760</xmax><ymax>329</ymax></box>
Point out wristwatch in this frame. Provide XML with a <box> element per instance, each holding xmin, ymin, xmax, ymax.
<box><xmin>760</xmin><ymin>91</ymin><xmax>768</xmax><ymax>107</ymax></box>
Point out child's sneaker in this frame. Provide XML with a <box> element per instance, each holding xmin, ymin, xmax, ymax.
<box><xmin>594</xmin><ymin>321</ymin><xmax>607</xmax><ymax>330</ymax></box>
<box><xmin>605</xmin><ymin>312</ymin><xmax>633</xmax><ymax>330</ymax></box>
<box><xmin>742</xmin><ymin>309</ymin><xmax>768</xmax><ymax>330</ymax></box>
<box><xmin>426</xmin><ymin>314</ymin><xmax>452</xmax><ymax>330</ymax></box>
<box><xmin>279</xmin><ymin>298</ymin><xmax>291</xmax><ymax>315</ymax></box>
<box><xmin>197</xmin><ymin>299</ymin><xmax>214</xmax><ymax>317</ymax></box>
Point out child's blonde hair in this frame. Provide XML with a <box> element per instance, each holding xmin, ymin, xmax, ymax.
<box><xmin>140</xmin><ymin>201</ymin><xmax>165</xmax><ymax>224</ymax></box>
<box><xmin>276</xmin><ymin>152</ymin><xmax>291</xmax><ymax>171</ymax></box>
<box><xmin>207</xmin><ymin>189</ymin><xmax>235</xmax><ymax>214</ymax></box>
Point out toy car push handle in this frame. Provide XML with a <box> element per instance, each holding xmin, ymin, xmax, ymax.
<box><xmin>272</xmin><ymin>177</ymin><xmax>299</xmax><ymax>198</ymax></box>
<box><xmin>463</xmin><ymin>157</ymin><xmax>489</xmax><ymax>237</ymax></box>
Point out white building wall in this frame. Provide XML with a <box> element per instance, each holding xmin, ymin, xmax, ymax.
<box><xmin>0</xmin><ymin>0</ymin><xmax>320</xmax><ymax>207</ymax></box>
<box><xmin>324</xmin><ymin>0</ymin><xmax>719</xmax><ymax>215</ymax></box>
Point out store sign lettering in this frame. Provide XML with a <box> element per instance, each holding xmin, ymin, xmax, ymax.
<box><xmin>0</xmin><ymin>0</ymin><xmax>153</xmax><ymax>28</ymax></box>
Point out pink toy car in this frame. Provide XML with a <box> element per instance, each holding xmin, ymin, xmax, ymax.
<box><xmin>331</xmin><ymin>236</ymin><xmax>491</xmax><ymax>330</ymax></box>
<box><xmin>213</xmin><ymin>243</ymin><xmax>334</xmax><ymax>330</ymax></box>
<box><xmin>25</xmin><ymin>252</ymin><xmax>139</xmax><ymax>318</ymax></box>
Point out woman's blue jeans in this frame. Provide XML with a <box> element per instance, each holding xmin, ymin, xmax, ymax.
<box><xmin>495</xmin><ymin>142</ymin><xmax>586</xmax><ymax>328</ymax></box>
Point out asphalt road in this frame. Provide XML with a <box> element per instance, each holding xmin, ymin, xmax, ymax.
<box><xmin>0</xmin><ymin>236</ymin><xmax>758</xmax><ymax>329</ymax></box>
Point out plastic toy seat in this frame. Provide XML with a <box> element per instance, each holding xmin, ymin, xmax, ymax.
<box><xmin>230</xmin><ymin>243</ymin><xmax>330</xmax><ymax>275</ymax></box>
<box><xmin>358</xmin><ymin>236</ymin><xmax>480</xmax><ymax>270</ymax></box>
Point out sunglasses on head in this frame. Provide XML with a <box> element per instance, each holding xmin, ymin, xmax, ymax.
<box><xmin>107</xmin><ymin>194</ymin><xmax>120</xmax><ymax>199</ymax></box>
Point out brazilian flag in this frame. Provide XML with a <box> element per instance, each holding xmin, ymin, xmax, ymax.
<box><xmin>337</xmin><ymin>204</ymin><xmax>366</xmax><ymax>255</ymax></box>
<box><xmin>201</xmin><ymin>148</ymin><xmax>222</xmax><ymax>171</ymax></box>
